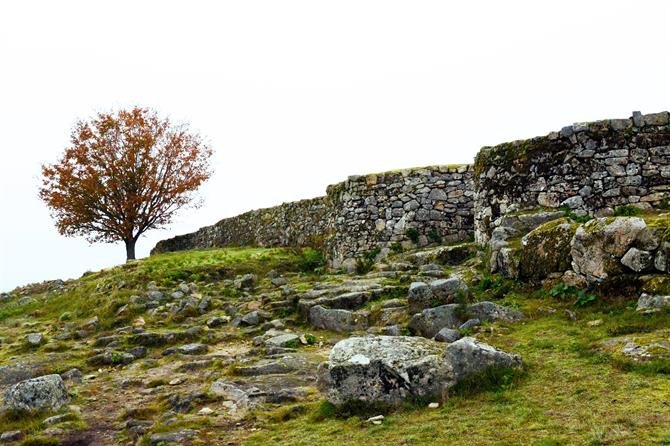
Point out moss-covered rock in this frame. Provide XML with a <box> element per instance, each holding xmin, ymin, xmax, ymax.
<box><xmin>517</xmin><ymin>218</ymin><xmax>578</xmax><ymax>282</ymax></box>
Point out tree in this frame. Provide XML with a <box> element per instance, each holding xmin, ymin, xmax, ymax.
<box><xmin>40</xmin><ymin>107</ymin><xmax>213</xmax><ymax>261</ymax></box>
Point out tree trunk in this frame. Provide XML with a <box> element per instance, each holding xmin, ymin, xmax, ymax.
<box><xmin>125</xmin><ymin>238</ymin><xmax>136</xmax><ymax>262</ymax></box>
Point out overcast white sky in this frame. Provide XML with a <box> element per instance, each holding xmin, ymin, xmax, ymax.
<box><xmin>1</xmin><ymin>1</ymin><xmax>669</xmax><ymax>291</ymax></box>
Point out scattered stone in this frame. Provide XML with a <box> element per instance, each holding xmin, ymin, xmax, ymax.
<box><xmin>367</xmin><ymin>415</ymin><xmax>384</xmax><ymax>425</ymax></box>
<box><xmin>459</xmin><ymin>318</ymin><xmax>481</xmax><ymax>331</ymax></box>
<box><xmin>60</xmin><ymin>368</ymin><xmax>82</xmax><ymax>383</ymax></box>
<box><xmin>150</xmin><ymin>429</ymin><xmax>197</xmax><ymax>445</ymax></box>
<box><xmin>234</xmin><ymin>274</ymin><xmax>257</xmax><ymax>289</ymax></box>
<box><xmin>198</xmin><ymin>407</ymin><xmax>214</xmax><ymax>415</ymax></box>
<box><xmin>467</xmin><ymin>301</ymin><xmax>524</xmax><ymax>324</ymax></box>
<box><xmin>409</xmin><ymin>301</ymin><xmax>523</xmax><ymax>338</ymax></box>
<box><xmin>620</xmin><ymin>247</ymin><xmax>654</xmax><ymax>272</ymax></box>
<box><xmin>380</xmin><ymin>325</ymin><xmax>403</xmax><ymax>336</ymax></box>
<box><xmin>43</xmin><ymin>414</ymin><xmax>69</xmax><ymax>425</ymax></box>
<box><xmin>233</xmin><ymin>360</ymin><xmax>296</xmax><ymax>376</ymax></box>
<box><xmin>428</xmin><ymin>402</ymin><xmax>439</xmax><ymax>409</ymax></box>
<box><xmin>26</xmin><ymin>333</ymin><xmax>44</xmax><ymax>347</ymax></box>
<box><xmin>636</xmin><ymin>293</ymin><xmax>670</xmax><ymax>313</ymax></box>
<box><xmin>308</xmin><ymin>305</ymin><xmax>368</xmax><ymax>333</ymax></box>
<box><xmin>407</xmin><ymin>282</ymin><xmax>433</xmax><ymax>314</ymax></box>
<box><xmin>587</xmin><ymin>319</ymin><xmax>603</xmax><ymax>327</ymax></box>
<box><xmin>209</xmin><ymin>380</ymin><xmax>250</xmax><ymax>405</ymax></box>
<box><xmin>434</xmin><ymin>328</ymin><xmax>461</xmax><ymax>343</ymax></box>
<box><xmin>3</xmin><ymin>374</ymin><xmax>69</xmax><ymax>412</ymax></box>
<box><xmin>177</xmin><ymin>343</ymin><xmax>208</xmax><ymax>355</ymax></box>
<box><xmin>206</xmin><ymin>316</ymin><xmax>230</xmax><ymax>328</ymax></box>
<box><xmin>0</xmin><ymin>431</ymin><xmax>22</xmax><ymax>443</ymax></box>
<box><xmin>128</xmin><ymin>346</ymin><xmax>148</xmax><ymax>359</ymax></box>
<box><xmin>265</xmin><ymin>333</ymin><xmax>300</xmax><ymax>348</ymax></box>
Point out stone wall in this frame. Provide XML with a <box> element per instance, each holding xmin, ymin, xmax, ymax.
<box><xmin>152</xmin><ymin>197</ymin><xmax>333</xmax><ymax>254</ymax></box>
<box><xmin>326</xmin><ymin>165</ymin><xmax>474</xmax><ymax>268</ymax></box>
<box><xmin>473</xmin><ymin>111</ymin><xmax>670</xmax><ymax>244</ymax></box>
<box><xmin>151</xmin><ymin>165</ymin><xmax>475</xmax><ymax>264</ymax></box>
<box><xmin>153</xmin><ymin>110</ymin><xmax>670</xmax><ymax>264</ymax></box>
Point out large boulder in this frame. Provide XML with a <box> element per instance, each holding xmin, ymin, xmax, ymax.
<box><xmin>409</xmin><ymin>301</ymin><xmax>523</xmax><ymax>338</ymax></box>
<box><xmin>445</xmin><ymin>337</ymin><xmax>523</xmax><ymax>382</ymax></box>
<box><xmin>517</xmin><ymin>218</ymin><xmax>577</xmax><ymax>281</ymax></box>
<box><xmin>571</xmin><ymin>217</ymin><xmax>647</xmax><ymax>283</ymax></box>
<box><xmin>489</xmin><ymin>211</ymin><xmax>565</xmax><ymax>274</ymax></box>
<box><xmin>318</xmin><ymin>336</ymin><xmax>521</xmax><ymax>407</ymax></box>
<box><xmin>3</xmin><ymin>374</ymin><xmax>69</xmax><ymax>412</ymax></box>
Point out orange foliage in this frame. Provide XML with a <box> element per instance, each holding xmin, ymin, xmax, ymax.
<box><xmin>39</xmin><ymin>107</ymin><xmax>213</xmax><ymax>260</ymax></box>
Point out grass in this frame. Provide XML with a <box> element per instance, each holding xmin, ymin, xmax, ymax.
<box><xmin>245</xmin><ymin>297</ymin><xmax>670</xmax><ymax>446</ymax></box>
<box><xmin>3</xmin><ymin>246</ymin><xmax>670</xmax><ymax>445</ymax></box>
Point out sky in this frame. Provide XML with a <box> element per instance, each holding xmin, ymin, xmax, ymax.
<box><xmin>1</xmin><ymin>1</ymin><xmax>669</xmax><ymax>291</ymax></box>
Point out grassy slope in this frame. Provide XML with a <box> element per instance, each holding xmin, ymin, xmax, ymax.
<box><xmin>2</xmin><ymin>246</ymin><xmax>670</xmax><ymax>445</ymax></box>
<box><xmin>246</xmin><ymin>295</ymin><xmax>670</xmax><ymax>446</ymax></box>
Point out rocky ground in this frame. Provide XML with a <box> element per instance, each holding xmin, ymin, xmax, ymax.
<box><xmin>0</xmin><ymin>223</ymin><xmax>669</xmax><ymax>445</ymax></box>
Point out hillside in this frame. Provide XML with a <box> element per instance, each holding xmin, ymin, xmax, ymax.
<box><xmin>1</xmin><ymin>209</ymin><xmax>669</xmax><ymax>445</ymax></box>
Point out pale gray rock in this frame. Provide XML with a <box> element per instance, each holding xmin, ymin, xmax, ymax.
<box><xmin>177</xmin><ymin>343</ymin><xmax>208</xmax><ymax>355</ymax></box>
<box><xmin>318</xmin><ymin>336</ymin><xmax>522</xmax><ymax>407</ymax></box>
<box><xmin>308</xmin><ymin>305</ymin><xmax>368</xmax><ymax>333</ymax></box>
<box><xmin>3</xmin><ymin>374</ymin><xmax>69</xmax><ymax>412</ymax></box>
<box><xmin>445</xmin><ymin>337</ymin><xmax>522</xmax><ymax>382</ymax></box>
<box><xmin>407</xmin><ymin>282</ymin><xmax>434</xmax><ymax>314</ymax></box>
<box><xmin>468</xmin><ymin>301</ymin><xmax>525</xmax><ymax>324</ymax></box>
<box><xmin>408</xmin><ymin>304</ymin><xmax>461</xmax><ymax>338</ymax></box>
<box><xmin>571</xmin><ymin>217</ymin><xmax>646</xmax><ymax>282</ymax></box>
<box><xmin>434</xmin><ymin>328</ymin><xmax>461</xmax><ymax>343</ymax></box>
<box><xmin>636</xmin><ymin>293</ymin><xmax>670</xmax><ymax>313</ymax></box>
<box><xmin>620</xmin><ymin>247</ymin><xmax>654</xmax><ymax>272</ymax></box>
<box><xmin>26</xmin><ymin>333</ymin><xmax>44</xmax><ymax>347</ymax></box>
<box><xmin>265</xmin><ymin>333</ymin><xmax>300</xmax><ymax>348</ymax></box>
<box><xmin>0</xmin><ymin>431</ymin><xmax>22</xmax><ymax>443</ymax></box>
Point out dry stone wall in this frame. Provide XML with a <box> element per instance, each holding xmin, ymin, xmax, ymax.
<box><xmin>326</xmin><ymin>166</ymin><xmax>474</xmax><ymax>268</ymax></box>
<box><xmin>152</xmin><ymin>197</ymin><xmax>333</xmax><ymax>254</ymax></box>
<box><xmin>153</xmin><ymin>110</ymin><xmax>670</xmax><ymax>267</ymax></box>
<box><xmin>152</xmin><ymin>165</ymin><xmax>476</xmax><ymax>264</ymax></box>
<box><xmin>473</xmin><ymin>111</ymin><xmax>670</xmax><ymax>244</ymax></box>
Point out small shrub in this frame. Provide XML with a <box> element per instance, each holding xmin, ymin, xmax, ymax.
<box><xmin>428</xmin><ymin>229</ymin><xmax>442</xmax><ymax>244</ymax></box>
<box><xmin>613</xmin><ymin>205</ymin><xmax>642</xmax><ymax>216</ymax></box>
<box><xmin>561</xmin><ymin>206</ymin><xmax>591</xmax><ymax>224</ymax></box>
<box><xmin>390</xmin><ymin>242</ymin><xmax>403</xmax><ymax>254</ymax></box>
<box><xmin>574</xmin><ymin>291</ymin><xmax>597</xmax><ymax>307</ymax></box>
<box><xmin>453</xmin><ymin>288</ymin><xmax>470</xmax><ymax>321</ymax></box>
<box><xmin>269</xmin><ymin>404</ymin><xmax>307</xmax><ymax>422</ymax></box>
<box><xmin>656</xmin><ymin>198</ymin><xmax>670</xmax><ymax>211</ymax></box>
<box><xmin>355</xmin><ymin>248</ymin><xmax>381</xmax><ymax>275</ymax></box>
<box><xmin>449</xmin><ymin>366</ymin><xmax>526</xmax><ymax>397</ymax></box>
<box><xmin>302</xmin><ymin>333</ymin><xmax>317</xmax><ymax>345</ymax></box>
<box><xmin>310</xmin><ymin>401</ymin><xmax>337</xmax><ymax>421</ymax></box>
<box><xmin>299</xmin><ymin>248</ymin><xmax>325</xmax><ymax>273</ymax></box>
<box><xmin>405</xmin><ymin>228</ymin><xmax>420</xmax><ymax>243</ymax></box>
<box><xmin>549</xmin><ymin>283</ymin><xmax>577</xmax><ymax>301</ymax></box>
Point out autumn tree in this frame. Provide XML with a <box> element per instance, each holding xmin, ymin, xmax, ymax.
<box><xmin>40</xmin><ymin>107</ymin><xmax>213</xmax><ymax>261</ymax></box>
